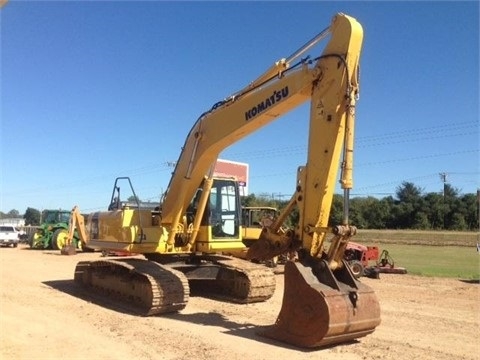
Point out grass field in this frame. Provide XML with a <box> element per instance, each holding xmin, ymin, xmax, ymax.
<box><xmin>360</xmin><ymin>242</ymin><xmax>479</xmax><ymax>280</ymax></box>
<box><xmin>355</xmin><ymin>229</ymin><xmax>479</xmax><ymax>247</ymax></box>
<box><xmin>353</xmin><ymin>229</ymin><xmax>480</xmax><ymax>280</ymax></box>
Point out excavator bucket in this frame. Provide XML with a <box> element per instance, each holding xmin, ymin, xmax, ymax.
<box><xmin>60</xmin><ymin>244</ymin><xmax>77</xmax><ymax>255</ymax></box>
<box><xmin>260</xmin><ymin>260</ymin><xmax>381</xmax><ymax>348</ymax></box>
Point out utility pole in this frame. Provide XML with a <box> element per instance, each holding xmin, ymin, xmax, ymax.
<box><xmin>439</xmin><ymin>172</ymin><xmax>448</xmax><ymax>229</ymax></box>
<box><xmin>477</xmin><ymin>189</ymin><xmax>480</xmax><ymax>235</ymax></box>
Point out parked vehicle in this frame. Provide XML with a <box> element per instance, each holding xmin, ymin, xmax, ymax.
<box><xmin>0</xmin><ymin>225</ymin><xmax>21</xmax><ymax>248</ymax></box>
<box><xmin>29</xmin><ymin>209</ymin><xmax>90</xmax><ymax>250</ymax></box>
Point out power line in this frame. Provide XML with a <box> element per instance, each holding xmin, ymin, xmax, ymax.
<box><xmin>224</xmin><ymin>121</ymin><xmax>478</xmax><ymax>160</ymax></box>
<box><xmin>3</xmin><ymin>121</ymin><xmax>478</xmax><ymax>211</ymax></box>
<box><xmin>2</xmin><ymin>162</ymin><xmax>173</xmax><ymax>197</ymax></box>
<box><xmin>358</xmin><ymin>149</ymin><xmax>478</xmax><ymax>167</ymax></box>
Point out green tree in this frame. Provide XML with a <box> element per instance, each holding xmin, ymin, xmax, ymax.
<box><xmin>442</xmin><ymin>184</ymin><xmax>460</xmax><ymax>230</ymax></box>
<box><xmin>127</xmin><ymin>195</ymin><xmax>140</xmax><ymax>203</ymax></box>
<box><xmin>381</xmin><ymin>196</ymin><xmax>396</xmax><ymax>228</ymax></box>
<box><xmin>393</xmin><ymin>182</ymin><xmax>425</xmax><ymax>229</ymax></box>
<box><xmin>423</xmin><ymin>192</ymin><xmax>444</xmax><ymax>229</ymax></box>
<box><xmin>459</xmin><ymin>193</ymin><xmax>479</xmax><ymax>230</ymax></box>
<box><xmin>391</xmin><ymin>202</ymin><xmax>413</xmax><ymax>229</ymax></box>
<box><xmin>328</xmin><ymin>194</ymin><xmax>344</xmax><ymax>225</ymax></box>
<box><xmin>241</xmin><ymin>194</ymin><xmax>258</xmax><ymax>207</ymax></box>
<box><xmin>242</xmin><ymin>183</ymin><xmax>479</xmax><ymax>232</ymax></box>
<box><xmin>349</xmin><ymin>197</ymin><xmax>367</xmax><ymax>228</ymax></box>
<box><xmin>24</xmin><ymin>207</ymin><xmax>41</xmax><ymax>225</ymax></box>
<box><xmin>450</xmin><ymin>212</ymin><xmax>467</xmax><ymax>230</ymax></box>
<box><xmin>241</xmin><ymin>193</ymin><xmax>277</xmax><ymax>208</ymax></box>
<box><xmin>412</xmin><ymin>211</ymin><xmax>430</xmax><ymax>229</ymax></box>
<box><xmin>396</xmin><ymin>181</ymin><xmax>423</xmax><ymax>203</ymax></box>
<box><xmin>354</xmin><ymin>196</ymin><xmax>393</xmax><ymax>229</ymax></box>
<box><xmin>7</xmin><ymin>209</ymin><xmax>21</xmax><ymax>218</ymax></box>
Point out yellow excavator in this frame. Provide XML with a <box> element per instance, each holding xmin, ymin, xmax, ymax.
<box><xmin>66</xmin><ymin>13</ymin><xmax>380</xmax><ymax>348</ymax></box>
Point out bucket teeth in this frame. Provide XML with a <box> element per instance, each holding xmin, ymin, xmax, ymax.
<box><xmin>260</xmin><ymin>260</ymin><xmax>381</xmax><ymax>348</ymax></box>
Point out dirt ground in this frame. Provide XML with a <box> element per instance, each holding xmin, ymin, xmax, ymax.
<box><xmin>1</xmin><ymin>245</ymin><xmax>479</xmax><ymax>360</ymax></box>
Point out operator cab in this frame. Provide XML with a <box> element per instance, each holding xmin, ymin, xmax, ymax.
<box><xmin>187</xmin><ymin>178</ymin><xmax>241</xmax><ymax>239</ymax></box>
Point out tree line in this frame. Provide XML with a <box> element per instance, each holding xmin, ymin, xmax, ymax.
<box><xmin>0</xmin><ymin>208</ymin><xmax>42</xmax><ymax>226</ymax></box>
<box><xmin>2</xmin><ymin>181</ymin><xmax>479</xmax><ymax>231</ymax></box>
<box><xmin>242</xmin><ymin>182</ymin><xmax>479</xmax><ymax>231</ymax></box>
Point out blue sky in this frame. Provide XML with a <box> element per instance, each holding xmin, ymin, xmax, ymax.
<box><xmin>1</xmin><ymin>1</ymin><xmax>479</xmax><ymax>214</ymax></box>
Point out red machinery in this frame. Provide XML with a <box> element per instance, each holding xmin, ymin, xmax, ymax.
<box><xmin>344</xmin><ymin>242</ymin><xmax>407</xmax><ymax>278</ymax></box>
<box><xmin>376</xmin><ymin>249</ymin><xmax>407</xmax><ymax>274</ymax></box>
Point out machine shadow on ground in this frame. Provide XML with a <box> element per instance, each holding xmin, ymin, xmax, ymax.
<box><xmin>459</xmin><ymin>279</ymin><xmax>479</xmax><ymax>285</ymax></box>
<box><xmin>42</xmin><ymin>279</ymin><xmax>355</xmax><ymax>351</ymax></box>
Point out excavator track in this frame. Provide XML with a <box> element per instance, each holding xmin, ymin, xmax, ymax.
<box><xmin>146</xmin><ymin>253</ymin><xmax>277</xmax><ymax>304</ymax></box>
<box><xmin>74</xmin><ymin>258</ymin><xmax>189</xmax><ymax>316</ymax></box>
<box><xmin>204</xmin><ymin>255</ymin><xmax>276</xmax><ymax>303</ymax></box>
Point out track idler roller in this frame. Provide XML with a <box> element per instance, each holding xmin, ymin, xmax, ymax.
<box><xmin>260</xmin><ymin>260</ymin><xmax>381</xmax><ymax>348</ymax></box>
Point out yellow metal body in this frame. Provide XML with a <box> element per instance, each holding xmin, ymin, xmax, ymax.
<box><xmin>246</xmin><ymin>12</ymin><xmax>363</xmax><ymax>262</ymax></box>
<box><xmin>69</xmin><ymin>13</ymin><xmax>380</xmax><ymax>348</ymax></box>
<box><xmin>80</xmin><ymin>13</ymin><xmax>364</xmax><ymax>262</ymax></box>
<box><xmin>241</xmin><ymin>207</ymin><xmax>277</xmax><ymax>244</ymax></box>
<box><xmin>87</xmin><ymin>208</ymin><xmax>247</xmax><ymax>254</ymax></box>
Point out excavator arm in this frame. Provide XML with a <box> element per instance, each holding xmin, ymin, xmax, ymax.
<box><xmin>59</xmin><ymin>206</ymin><xmax>88</xmax><ymax>255</ymax></box>
<box><xmin>241</xmin><ymin>12</ymin><xmax>363</xmax><ymax>266</ymax></box>
<box><xmin>66</xmin><ymin>206</ymin><xmax>88</xmax><ymax>244</ymax></box>
<box><xmin>160</xmin><ymin>13</ymin><xmax>363</xmax><ymax>254</ymax></box>
<box><xmin>159</xmin><ymin>14</ymin><xmax>380</xmax><ymax>347</ymax></box>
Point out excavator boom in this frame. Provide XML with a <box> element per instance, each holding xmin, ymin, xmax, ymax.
<box><xmin>67</xmin><ymin>12</ymin><xmax>380</xmax><ymax>349</ymax></box>
<box><xmin>245</xmin><ymin>13</ymin><xmax>381</xmax><ymax>347</ymax></box>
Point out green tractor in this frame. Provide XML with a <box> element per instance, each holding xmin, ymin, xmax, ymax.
<box><xmin>29</xmin><ymin>209</ymin><xmax>86</xmax><ymax>250</ymax></box>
